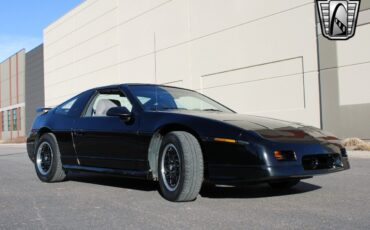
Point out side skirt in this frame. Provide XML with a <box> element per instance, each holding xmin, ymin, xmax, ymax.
<box><xmin>63</xmin><ymin>164</ymin><xmax>152</xmax><ymax>180</ymax></box>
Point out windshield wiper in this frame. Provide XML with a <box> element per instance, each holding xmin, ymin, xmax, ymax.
<box><xmin>155</xmin><ymin>107</ymin><xmax>188</xmax><ymax>111</ymax></box>
<box><xmin>202</xmin><ymin>109</ymin><xmax>223</xmax><ymax>112</ymax></box>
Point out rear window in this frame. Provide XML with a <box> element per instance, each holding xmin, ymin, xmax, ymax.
<box><xmin>55</xmin><ymin>97</ymin><xmax>78</xmax><ymax>115</ymax></box>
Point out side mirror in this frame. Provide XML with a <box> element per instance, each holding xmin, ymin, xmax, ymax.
<box><xmin>107</xmin><ymin>106</ymin><xmax>132</xmax><ymax>122</ymax></box>
<box><xmin>36</xmin><ymin>107</ymin><xmax>52</xmax><ymax>114</ymax></box>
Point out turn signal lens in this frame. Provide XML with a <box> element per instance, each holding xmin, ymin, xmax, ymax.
<box><xmin>274</xmin><ymin>151</ymin><xmax>284</xmax><ymax>160</ymax></box>
<box><xmin>214</xmin><ymin>138</ymin><xmax>237</xmax><ymax>144</ymax></box>
<box><xmin>274</xmin><ymin>150</ymin><xmax>296</xmax><ymax>161</ymax></box>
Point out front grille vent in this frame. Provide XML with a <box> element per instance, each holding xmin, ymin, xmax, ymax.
<box><xmin>302</xmin><ymin>154</ymin><xmax>342</xmax><ymax>170</ymax></box>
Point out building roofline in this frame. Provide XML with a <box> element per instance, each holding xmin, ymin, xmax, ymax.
<box><xmin>0</xmin><ymin>49</ymin><xmax>26</xmax><ymax>64</ymax></box>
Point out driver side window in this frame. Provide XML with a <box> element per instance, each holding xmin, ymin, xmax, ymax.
<box><xmin>84</xmin><ymin>90</ymin><xmax>133</xmax><ymax>117</ymax></box>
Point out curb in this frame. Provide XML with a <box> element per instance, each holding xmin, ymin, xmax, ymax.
<box><xmin>348</xmin><ymin>151</ymin><xmax>370</xmax><ymax>159</ymax></box>
<box><xmin>0</xmin><ymin>143</ymin><xmax>27</xmax><ymax>147</ymax></box>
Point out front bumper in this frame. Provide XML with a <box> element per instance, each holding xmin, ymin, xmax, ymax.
<box><xmin>27</xmin><ymin>140</ymin><xmax>36</xmax><ymax>163</ymax></box>
<box><xmin>207</xmin><ymin>157</ymin><xmax>350</xmax><ymax>185</ymax></box>
<box><xmin>26</xmin><ymin>129</ymin><xmax>39</xmax><ymax>163</ymax></box>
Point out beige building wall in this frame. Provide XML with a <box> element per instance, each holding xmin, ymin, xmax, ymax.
<box><xmin>0</xmin><ymin>50</ymin><xmax>26</xmax><ymax>142</ymax></box>
<box><xmin>44</xmin><ymin>0</ymin><xmax>321</xmax><ymax>127</ymax></box>
<box><xmin>319</xmin><ymin>5</ymin><xmax>370</xmax><ymax>139</ymax></box>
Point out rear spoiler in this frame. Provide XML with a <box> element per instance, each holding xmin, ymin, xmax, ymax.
<box><xmin>36</xmin><ymin>107</ymin><xmax>53</xmax><ymax>113</ymax></box>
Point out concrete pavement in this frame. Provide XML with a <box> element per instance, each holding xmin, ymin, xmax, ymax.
<box><xmin>0</xmin><ymin>145</ymin><xmax>369</xmax><ymax>230</ymax></box>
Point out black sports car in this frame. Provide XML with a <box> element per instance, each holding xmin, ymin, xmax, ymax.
<box><xmin>27</xmin><ymin>84</ymin><xmax>349</xmax><ymax>201</ymax></box>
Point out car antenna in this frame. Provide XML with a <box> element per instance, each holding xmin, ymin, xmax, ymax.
<box><xmin>154</xmin><ymin>32</ymin><xmax>158</xmax><ymax>111</ymax></box>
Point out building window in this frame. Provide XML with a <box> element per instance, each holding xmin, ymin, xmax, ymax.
<box><xmin>18</xmin><ymin>109</ymin><xmax>21</xmax><ymax>131</ymax></box>
<box><xmin>7</xmin><ymin>110</ymin><xmax>11</xmax><ymax>131</ymax></box>
<box><xmin>1</xmin><ymin>112</ymin><xmax>4</xmax><ymax>132</ymax></box>
<box><xmin>13</xmin><ymin>109</ymin><xmax>17</xmax><ymax>131</ymax></box>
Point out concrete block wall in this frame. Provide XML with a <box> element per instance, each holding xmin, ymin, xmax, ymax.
<box><xmin>25</xmin><ymin>45</ymin><xmax>45</xmax><ymax>134</ymax></box>
<box><xmin>44</xmin><ymin>0</ymin><xmax>321</xmax><ymax>128</ymax></box>
<box><xmin>0</xmin><ymin>50</ymin><xmax>26</xmax><ymax>142</ymax></box>
<box><xmin>319</xmin><ymin>4</ymin><xmax>370</xmax><ymax>139</ymax></box>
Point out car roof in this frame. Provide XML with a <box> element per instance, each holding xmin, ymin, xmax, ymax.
<box><xmin>91</xmin><ymin>83</ymin><xmax>195</xmax><ymax>92</ymax></box>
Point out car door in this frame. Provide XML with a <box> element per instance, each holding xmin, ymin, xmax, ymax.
<box><xmin>72</xmin><ymin>88</ymin><xmax>147</xmax><ymax>171</ymax></box>
<box><xmin>50</xmin><ymin>90</ymin><xmax>95</xmax><ymax>166</ymax></box>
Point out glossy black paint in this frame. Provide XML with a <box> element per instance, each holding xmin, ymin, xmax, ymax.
<box><xmin>27</xmin><ymin>84</ymin><xmax>349</xmax><ymax>184</ymax></box>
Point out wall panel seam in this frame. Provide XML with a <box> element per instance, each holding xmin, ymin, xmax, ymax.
<box><xmin>45</xmin><ymin>6</ymin><xmax>117</xmax><ymax>48</ymax></box>
<box><xmin>44</xmin><ymin>0</ymin><xmax>101</xmax><ymax>33</ymax></box>
<box><xmin>319</xmin><ymin>60</ymin><xmax>370</xmax><ymax>71</ymax></box>
<box><xmin>45</xmin><ymin>1</ymin><xmax>314</xmax><ymax>66</ymax></box>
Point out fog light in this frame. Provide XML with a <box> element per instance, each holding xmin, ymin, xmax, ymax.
<box><xmin>310</xmin><ymin>158</ymin><xmax>319</xmax><ymax>169</ymax></box>
<box><xmin>334</xmin><ymin>157</ymin><xmax>344</xmax><ymax>167</ymax></box>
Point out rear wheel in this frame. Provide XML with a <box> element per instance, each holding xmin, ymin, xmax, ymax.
<box><xmin>35</xmin><ymin>133</ymin><xmax>66</xmax><ymax>182</ymax></box>
<box><xmin>268</xmin><ymin>179</ymin><xmax>300</xmax><ymax>189</ymax></box>
<box><xmin>158</xmin><ymin>131</ymin><xmax>204</xmax><ymax>202</ymax></box>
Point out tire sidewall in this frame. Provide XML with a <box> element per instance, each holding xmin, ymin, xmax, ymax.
<box><xmin>34</xmin><ymin>134</ymin><xmax>60</xmax><ymax>182</ymax></box>
<box><xmin>158</xmin><ymin>133</ymin><xmax>186</xmax><ymax>201</ymax></box>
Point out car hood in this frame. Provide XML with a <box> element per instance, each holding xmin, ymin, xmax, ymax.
<box><xmin>166</xmin><ymin>111</ymin><xmax>339</xmax><ymax>142</ymax></box>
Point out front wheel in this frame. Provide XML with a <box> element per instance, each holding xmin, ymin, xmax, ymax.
<box><xmin>158</xmin><ymin>131</ymin><xmax>204</xmax><ymax>202</ymax></box>
<box><xmin>35</xmin><ymin>133</ymin><xmax>66</xmax><ymax>182</ymax></box>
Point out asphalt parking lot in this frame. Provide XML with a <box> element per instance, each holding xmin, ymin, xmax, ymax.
<box><xmin>0</xmin><ymin>144</ymin><xmax>369</xmax><ymax>230</ymax></box>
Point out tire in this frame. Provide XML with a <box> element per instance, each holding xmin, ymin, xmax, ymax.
<box><xmin>34</xmin><ymin>133</ymin><xmax>66</xmax><ymax>182</ymax></box>
<box><xmin>268</xmin><ymin>179</ymin><xmax>300</xmax><ymax>189</ymax></box>
<box><xmin>158</xmin><ymin>131</ymin><xmax>204</xmax><ymax>202</ymax></box>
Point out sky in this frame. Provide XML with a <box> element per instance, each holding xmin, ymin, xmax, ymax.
<box><xmin>0</xmin><ymin>0</ymin><xmax>83</xmax><ymax>62</ymax></box>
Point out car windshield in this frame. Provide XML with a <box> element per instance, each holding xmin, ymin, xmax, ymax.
<box><xmin>128</xmin><ymin>85</ymin><xmax>234</xmax><ymax>113</ymax></box>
